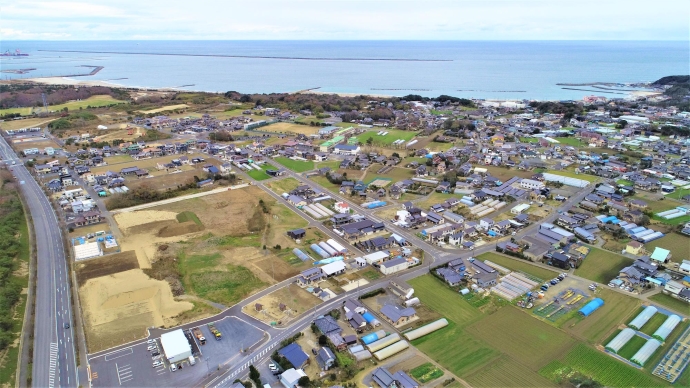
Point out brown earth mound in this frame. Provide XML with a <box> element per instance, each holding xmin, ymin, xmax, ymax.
<box><xmin>76</xmin><ymin>251</ymin><xmax>139</xmax><ymax>287</ymax></box>
<box><xmin>157</xmin><ymin>221</ymin><xmax>205</xmax><ymax>237</ymax></box>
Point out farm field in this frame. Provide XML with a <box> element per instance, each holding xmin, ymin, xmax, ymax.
<box><xmin>554</xmin><ymin>137</ymin><xmax>585</xmax><ymax>147</ymax></box>
<box><xmin>408</xmin><ymin>362</ymin><xmax>443</xmax><ymax>383</ymax></box>
<box><xmin>645</xmin><ymin>233</ymin><xmax>690</xmax><ymax>266</ymax></box>
<box><xmin>465</xmin><ymin>356</ymin><xmax>556</xmax><ymax>388</ymax></box>
<box><xmin>616</xmin><ymin>335</ymin><xmax>647</xmax><ymax>360</ymax></box>
<box><xmin>137</xmin><ymin>104</ymin><xmax>189</xmax><ymax>114</ymax></box>
<box><xmin>274</xmin><ymin>157</ymin><xmax>314</xmax><ymax>172</ymax></box>
<box><xmin>245</xmin><ymin>162</ymin><xmax>275</xmax><ymax>180</ymax></box>
<box><xmin>563</xmin><ymin>288</ymin><xmax>640</xmax><ymax>344</ymax></box>
<box><xmin>653</xmin><ymin>213</ymin><xmax>690</xmax><ymax>225</ymax></box>
<box><xmin>366</xmin><ymin>165</ymin><xmax>413</xmax><ymax>183</ymax></box>
<box><xmin>546</xmin><ymin>170</ymin><xmax>599</xmax><ymax>183</ymax></box>
<box><xmin>0</xmin><ymin>117</ymin><xmax>56</xmax><ymax>131</ymax></box>
<box><xmin>477</xmin><ymin>252</ymin><xmax>559</xmax><ymax>281</ymax></box>
<box><xmin>638</xmin><ymin>311</ymin><xmax>669</xmax><ymax>336</ymax></box>
<box><xmin>539</xmin><ymin>343</ymin><xmax>665</xmax><ymax>387</ymax></box>
<box><xmin>413</xmin><ymin>192</ymin><xmax>458</xmax><ymax>211</ymax></box>
<box><xmin>0</xmin><ymin>95</ymin><xmax>127</xmax><ymax>116</ymax></box>
<box><xmin>630</xmin><ymin>193</ymin><xmax>681</xmax><ymax>213</ymax></box>
<box><xmin>359</xmin><ymin>129</ymin><xmax>417</xmax><ymax>146</ymax></box>
<box><xmin>648</xmin><ymin>293</ymin><xmax>690</xmax><ymax>315</ymax></box>
<box><xmin>574</xmin><ymin>247</ymin><xmax>632</xmax><ymax>284</ymax></box>
<box><xmin>261</xmin><ymin>122</ymin><xmax>321</xmax><ymax>136</ymax></box>
<box><xmin>265</xmin><ymin>177</ymin><xmax>301</xmax><ymax>195</ymax></box>
<box><xmin>483</xmin><ymin>165</ymin><xmax>536</xmax><ymax>182</ymax></box>
<box><xmin>467</xmin><ymin>307</ymin><xmax>577</xmax><ymax>370</ymax></box>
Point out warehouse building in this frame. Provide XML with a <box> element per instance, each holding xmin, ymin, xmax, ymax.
<box><xmin>160</xmin><ymin>329</ymin><xmax>192</xmax><ymax>363</ymax></box>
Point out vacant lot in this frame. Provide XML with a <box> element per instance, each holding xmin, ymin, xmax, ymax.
<box><xmin>413</xmin><ymin>192</ymin><xmax>457</xmax><ymax>211</ymax></box>
<box><xmin>266</xmin><ymin>177</ymin><xmax>300</xmax><ymax>195</ymax></box>
<box><xmin>360</xmin><ymin>129</ymin><xmax>417</xmax><ymax>146</ymax></box>
<box><xmin>574</xmin><ymin>247</ymin><xmax>632</xmax><ymax>284</ymax></box>
<box><xmin>367</xmin><ymin>165</ymin><xmax>413</xmax><ymax>183</ymax></box>
<box><xmin>468</xmin><ymin>307</ymin><xmax>576</xmax><ymax>370</ymax></box>
<box><xmin>477</xmin><ymin>252</ymin><xmax>558</xmax><ymax>281</ymax></box>
<box><xmin>564</xmin><ymin>288</ymin><xmax>640</xmax><ymax>344</ymax></box>
<box><xmin>274</xmin><ymin>157</ymin><xmax>315</xmax><ymax>172</ymax></box>
<box><xmin>645</xmin><ymin>233</ymin><xmax>690</xmax><ymax>263</ymax></box>
<box><xmin>648</xmin><ymin>293</ymin><xmax>690</xmax><ymax>315</ymax></box>
<box><xmin>546</xmin><ymin>170</ymin><xmax>599</xmax><ymax>182</ymax></box>
<box><xmin>466</xmin><ymin>356</ymin><xmax>556</xmax><ymax>388</ymax></box>
<box><xmin>91</xmin><ymin>154</ymin><xmax>196</xmax><ymax>176</ymax></box>
<box><xmin>242</xmin><ymin>284</ymin><xmax>320</xmax><ymax>324</ymax></box>
<box><xmin>137</xmin><ymin>104</ymin><xmax>189</xmax><ymax>114</ymax></box>
<box><xmin>0</xmin><ymin>117</ymin><xmax>55</xmax><ymax>131</ymax></box>
<box><xmin>0</xmin><ymin>95</ymin><xmax>126</xmax><ymax>116</ymax></box>
<box><xmin>261</xmin><ymin>122</ymin><xmax>320</xmax><ymax>136</ymax></box>
<box><xmin>483</xmin><ymin>166</ymin><xmax>535</xmax><ymax>182</ymax></box>
<box><xmin>75</xmin><ymin>251</ymin><xmax>139</xmax><ymax>286</ymax></box>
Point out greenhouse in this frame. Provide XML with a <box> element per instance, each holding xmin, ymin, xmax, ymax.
<box><xmin>605</xmin><ymin>328</ymin><xmax>636</xmax><ymax>353</ymax></box>
<box><xmin>578</xmin><ymin>298</ymin><xmax>604</xmax><ymax>317</ymax></box>
<box><xmin>403</xmin><ymin>318</ymin><xmax>448</xmax><ymax>341</ymax></box>
<box><xmin>652</xmin><ymin>314</ymin><xmax>681</xmax><ymax>341</ymax></box>
<box><xmin>628</xmin><ymin>305</ymin><xmax>657</xmax><ymax>330</ymax></box>
<box><xmin>631</xmin><ymin>339</ymin><xmax>662</xmax><ymax>366</ymax></box>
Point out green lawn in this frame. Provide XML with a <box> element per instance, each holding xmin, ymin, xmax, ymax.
<box><xmin>274</xmin><ymin>157</ymin><xmax>315</xmax><ymax>172</ymax></box>
<box><xmin>0</xmin><ymin>95</ymin><xmax>127</xmax><ymax>116</ymax></box>
<box><xmin>477</xmin><ymin>252</ymin><xmax>559</xmax><ymax>281</ymax></box>
<box><xmin>554</xmin><ymin>137</ymin><xmax>585</xmax><ymax>147</ymax></box>
<box><xmin>245</xmin><ymin>162</ymin><xmax>274</xmax><ymax>181</ymax></box>
<box><xmin>360</xmin><ymin>129</ymin><xmax>417</xmax><ymax>146</ymax></box>
<box><xmin>648</xmin><ymin>293</ymin><xmax>690</xmax><ymax>315</ymax></box>
<box><xmin>574</xmin><ymin>247</ymin><xmax>632</xmax><ymax>284</ymax></box>
<box><xmin>616</xmin><ymin>335</ymin><xmax>647</xmax><ymax>360</ymax></box>
<box><xmin>616</xmin><ymin>179</ymin><xmax>634</xmax><ymax>186</ymax></box>
<box><xmin>546</xmin><ymin>170</ymin><xmax>599</xmax><ymax>183</ymax></box>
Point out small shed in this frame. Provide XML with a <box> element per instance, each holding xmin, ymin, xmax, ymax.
<box><xmin>286</xmin><ymin>228</ymin><xmax>306</xmax><ymax>239</ymax></box>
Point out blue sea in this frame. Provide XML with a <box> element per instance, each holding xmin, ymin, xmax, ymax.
<box><xmin>0</xmin><ymin>40</ymin><xmax>687</xmax><ymax>100</ymax></box>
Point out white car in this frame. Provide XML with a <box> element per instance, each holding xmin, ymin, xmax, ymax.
<box><xmin>147</xmin><ymin>345</ymin><xmax>157</xmax><ymax>351</ymax></box>
<box><xmin>170</xmin><ymin>363</ymin><xmax>177</xmax><ymax>372</ymax></box>
<box><xmin>152</xmin><ymin>361</ymin><xmax>163</xmax><ymax>368</ymax></box>
<box><xmin>147</xmin><ymin>339</ymin><xmax>156</xmax><ymax>344</ymax></box>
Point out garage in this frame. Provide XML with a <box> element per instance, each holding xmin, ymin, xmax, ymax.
<box><xmin>160</xmin><ymin>329</ymin><xmax>192</xmax><ymax>363</ymax></box>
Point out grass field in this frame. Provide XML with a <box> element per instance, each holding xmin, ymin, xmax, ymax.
<box><xmin>413</xmin><ymin>192</ymin><xmax>458</xmax><ymax>211</ymax></box>
<box><xmin>0</xmin><ymin>95</ymin><xmax>127</xmax><ymax>116</ymax></box>
<box><xmin>477</xmin><ymin>252</ymin><xmax>558</xmax><ymax>281</ymax></box>
<box><xmin>564</xmin><ymin>288</ymin><xmax>640</xmax><ymax>344</ymax></box>
<box><xmin>483</xmin><ymin>166</ymin><xmax>536</xmax><ymax>182</ymax></box>
<box><xmin>409</xmin><ymin>363</ymin><xmax>444</xmax><ymax>383</ymax></box>
<box><xmin>367</xmin><ymin>165</ymin><xmax>413</xmax><ymax>183</ymax></box>
<box><xmin>546</xmin><ymin>170</ymin><xmax>599</xmax><ymax>183</ymax></box>
<box><xmin>644</xmin><ymin>233</ymin><xmax>690</xmax><ymax>265</ymax></box>
<box><xmin>539</xmin><ymin>343</ymin><xmax>664</xmax><ymax>388</ymax></box>
<box><xmin>616</xmin><ymin>335</ymin><xmax>647</xmax><ymax>359</ymax></box>
<box><xmin>574</xmin><ymin>247</ymin><xmax>632</xmax><ymax>284</ymax></box>
<box><xmin>274</xmin><ymin>157</ymin><xmax>315</xmax><ymax>172</ymax></box>
<box><xmin>176</xmin><ymin>211</ymin><xmax>202</xmax><ymax>225</ymax></box>
<box><xmin>466</xmin><ymin>356</ymin><xmax>556</xmax><ymax>388</ymax></box>
<box><xmin>137</xmin><ymin>104</ymin><xmax>189</xmax><ymax>114</ymax></box>
<box><xmin>519</xmin><ymin>137</ymin><xmax>539</xmax><ymax>143</ymax></box>
<box><xmin>554</xmin><ymin>137</ymin><xmax>585</xmax><ymax>147</ymax></box>
<box><xmin>245</xmin><ymin>162</ymin><xmax>275</xmax><ymax>181</ymax></box>
<box><xmin>310</xmin><ymin>176</ymin><xmax>340</xmax><ymax>194</ymax></box>
<box><xmin>0</xmin><ymin>117</ymin><xmax>55</xmax><ymax>131</ymax></box>
<box><xmin>360</xmin><ymin>129</ymin><xmax>417</xmax><ymax>146</ymax></box>
<box><xmin>261</xmin><ymin>122</ymin><xmax>321</xmax><ymax>136</ymax></box>
<box><xmin>266</xmin><ymin>177</ymin><xmax>301</xmax><ymax>195</ymax></box>
<box><xmin>648</xmin><ymin>293</ymin><xmax>690</xmax><ymax>315</ymax></box>
<box><xmin>468</xmin><ymin>307</ymin><xmax>577</xmax><ymax>370</ymax></box>
<box><xmin>637</xmin><ymin>312</ymin><xmax>668</xmax><ymax>336</ymax></box>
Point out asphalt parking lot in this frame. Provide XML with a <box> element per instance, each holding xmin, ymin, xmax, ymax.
<box><xmin>89</xmin><ymin>316</ymin><xmax>265</xmax><ymax>387</ymax></box>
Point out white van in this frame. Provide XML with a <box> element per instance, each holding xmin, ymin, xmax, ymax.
<box><xmin>188</xmin><ymin>356</ymin><xmax>196</xmax><ymax>366</ymax></box>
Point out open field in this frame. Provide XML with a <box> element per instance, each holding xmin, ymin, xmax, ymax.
<box><xmin>477</xmin><ymin>252</ymin><xmax>558</xmax><ymax>281</ymax></box>
<box><xmin>310</xmin><ymin>176</ymin><xmax>341</xmax><ymax>195</ymax></box>
<box><xmin>466</xmin><ymin>356</ymin><xmax>556</xmax><ymax>388</ymax></box>
<box><xmin>574</xmin><ymin>247</ymin><xmax>632</xmax><ymax>284</ymax></box>
<box><xmin>265</xmin><ymin>177</ymin><xmax>301</xmax><ymax>195</ymax></box>
<box><xmin>241</xmin><ymin>284</ymin><xmax>320</xmax><ymax>324</ymax></box>
<box><xmin>648</xmin><ymin>293</ymin><xmax>690</xmax><ymax>315</ymax></box>
<box><xmin>483</xmin><ymin>165</ymin><xmax>536</xmax><ymax>182</ymax></box>
<box><xmin>645</xmin><ymin>233</ymin><xmax>690</xmax><ymax>264</ymax></box>
<box><xmin>408</xmin><ymin>362</ymin><xmax>444</xmax><ymax>383</ymax></box>
<box><xmin>137</xmin><ymin>104</ymin><xmax>189</xmax><ymax>114</ymax></box>
<box><xmin>274</xmin><ymin>157</ymin><xmax>315</xmax><ymax>172</ymax></box>
<box><xmin>93</xmin><ymin>126</ymin><xmax>145</xmax><ymax>142</ymax></box>
<box><xmin>563</xmin><ymin>288</ymin><xmax>640</xmax><ymax>344</ymax></box>
<box><xmin>123</xmin><ymin>169</ymin><xmax>204</xmax><ymax>192</ymax></box>
<box><xmin>468</xmin><ymin>307</ymin><xmax>576</xmax><ymax>370</ymax></box>
<box><xmin>90</xmin><ymin>154</ymin><xmax>197</xmax><ymax>176</ymax></box>
<box><xmin>546</xmin><ymin>170</ymin><xmax>599</xmax><ymax>182</ymax></box>
<box><xmin>367</xmin><ymin>165</ymin><xmax>413</xmax><ymax>183</ymax></box>
<box><xmin>413</xmin><ymin>192</ymin><xmax>457</xmax><ymax>211</ymax></box>
<box><xmin>360</xmin><ymin>129</ymin><xmax>417</xmax><ymax>146</ymax></box>
<box><xmin>539</xmin><ymin>343</ymin><xmax>665</xmax><ymax>388</ymax></box>
<box><xmin>0</xmin><ymin>95</ymin><xmax>127</xmax><ymax>116</ymax></box>
<box><xmin>245</xmin><ymin>162</ymin><xmax>275</xmax><ymax>180</ymax></box>
<box><xmin>261</xmin><ymin>122</ymin><xmax>321</xmax><ymax>136</ymax></box>
<box><xmin>0</xmin><ymin>117</ymin><xmax>55</xmax><ymax>131</ymax></box>
<box><xmin>11</xmin><ymin>138</ymin><xmax>62</xmax><ymax>153</ymax></box>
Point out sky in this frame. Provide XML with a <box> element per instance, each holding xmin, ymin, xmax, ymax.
<box><xmin>1</xmin><ymin>0</ymin><xmax>688</xmax><ymax>40</ymax></box>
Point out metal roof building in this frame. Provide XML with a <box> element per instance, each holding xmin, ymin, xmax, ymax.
<box><xmin>605</xmin><ymin>328</ymin><xmax>636</xmax><ymax>353</ymax></box>
<box><xmin>629</xmin><ymin>305</ymin><xmax>658</xmax><ymax>330</ymax></box>
<box><xmin>578</xmin><ymin>298</ymin><xmax>604</xmax><ymax>317</ymax></box>
<box><xmin>160</xmin><ymin>329</ymin><xmax>192</xmax><ymax>363</ymax></box>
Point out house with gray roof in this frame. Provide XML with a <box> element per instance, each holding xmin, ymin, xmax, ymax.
<box><xmin>380</xmin><ymin>304</ymin><xmax>417</xmax><ymax>327</ymax></box>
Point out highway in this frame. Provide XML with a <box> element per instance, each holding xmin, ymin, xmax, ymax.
<box><xmin>0</xmin><ymin>136</ymin><xmax>78</xmax><ymax>388</ymax></box>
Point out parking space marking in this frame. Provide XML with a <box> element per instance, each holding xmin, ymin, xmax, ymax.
<box><xmin>104</xmin><ymin>347</ymin><xmax>134</xmax><ymax>361</ymax></box>
<box><xmin>48</xmin><ymin>342</ymin><xmax>58</xmax><ymax>388</ymax></box>
<box><xmin>115</xmin><ymin>363</ymin><xmax>134</xmax><ymax>385</ymax></box>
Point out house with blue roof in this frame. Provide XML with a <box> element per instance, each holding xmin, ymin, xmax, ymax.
<box><xmin>278</xmin><ymin>343</ymin><xmax>309</xmax><ymax>369</ymax></box>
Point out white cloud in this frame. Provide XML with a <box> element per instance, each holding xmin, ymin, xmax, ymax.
<box><xmin>1</xmin><ymin>0</ymin><xmax>688</xmax><ymax>40</ymax></box>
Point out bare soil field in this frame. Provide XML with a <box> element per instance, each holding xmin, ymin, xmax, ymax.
<box><xmin>0</xmin><ymin>117</ymin><xmax>55</xmax><ymax>131</ymax></box>
<box><xmin>123</xmin><ymin>170</ymin><xmax>202</xmax><ymax>192</ymax></box>
<box><xmin>10</xmin><ymin>138</ymin><xmax>61</xmax><ymax>152</ymax></box>
<box><xmin>242</xmin><ymin>284</ymin><xmax>321</xmax><ymax>325</ymax></box>
<box><xmin>90</xmin><ymin>154</ymin><xmax>199</xmax><ymax>177</ymax></box>
<box><xmin>137</xmin><ymin>104</ymin><xmax>190</xmax><ymax>114</ymax></box>
<box><xmin>80</xmin><ymin>269</ymin><xmax>193</xmax><ymax>352</ymax></box>
<box><xmin>261</xmin><ymin>122</ymin><xmax>320</xmax><ymax>136</ymax></box>
<box><xmin>92</xmin><ymin>126</ymin><xmax>144</xmax><ymax>142</ymax></box>
<box><xmin>75</xmin><ymin>251</ymin><xmax>139</xmax><ymax>287</ymax></box>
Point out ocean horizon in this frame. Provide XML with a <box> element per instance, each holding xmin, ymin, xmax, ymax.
<box><xmin>1</xmin><ymin>40</ymin><xmax>687</xmax><ymax>100</ymax></box>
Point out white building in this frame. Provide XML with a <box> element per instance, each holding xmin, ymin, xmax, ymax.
<box><xmin>362</xmin><ymin>251</ymin><xmax>389</xmax><ymax>265</ymax></box>
<box><xmin>73</xmin><ymin>242</ymin><xmax>103</xmax><ymax>261</ymax></box>
<box><xmin>160</xmin><ymin>329</ymin><xmax>192</xmax><ymax>363</ymax></box>
<box><xmin>520</xmin><ymin>179</ymin><xmax>545</xmax><ymax>190</ymax></box>
<box><xmin>280</xmin><ymin>368</ymin><xmax>307</xmax><ymax>388</ymax></box>
<box><xmin>511</xmin><ymin>203</ymin><xmax>530</xmax><ymax>215</ymax></box>
<box><xmin>321</xmin><ymin>261</ymin><xmax>346</xmax><ymax>277</ymax></box>
<box><xmin>334</xmin><ymin>201</ymin><xmax>350</xmax><ymax>214</ymax></box>
<box><xmin>380</xmin><ymin>257</ymin><xmax>410</xmax><ymax>275</ymax></box>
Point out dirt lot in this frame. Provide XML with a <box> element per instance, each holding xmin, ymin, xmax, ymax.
<box><xmin>0</xmin><ymin>117</ymin><xmax>55</xmax><ymax>131</ymax></box>
<box><xmin>10</xmin><ymin>137</ymin><xmax>62</xmax><ymax>153</ymax></box>
<box><xmin>92</xmin><ymin>126</ymin><xmax>144</xmax><ymax>142</ymax></box>
<box><xmin>75</xmin><ymin>251</ymin><xmax>139</xmax><ymax>287</ymax></box>
<box><xmin>261</xmin><ymin>122</ymin><xmax>321</xmax><ymax>136</ymax></box>
<box><xmin>241</xmin><ymin>284</ymin><xmax>321</xmax><ymax>325</ymax></box>
<box><xmin>80</xmin><ymin>269</ymin><xmax>193</xmax><ymax>352</ymax></box>
<box><xmin>91</xmin><ymin>154</ymin><xmax>203</xmax><ymax>177</ymax></box>
<box><xmin>137</xmin><ymin>104</ymin><xmax>190</xmax><ymax>114</ymax></box>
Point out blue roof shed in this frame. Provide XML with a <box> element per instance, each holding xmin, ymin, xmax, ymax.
<box><xmin>578</xmin><ymin>298</ymin><xmax>604</xmax><ymax>317</ymax></box>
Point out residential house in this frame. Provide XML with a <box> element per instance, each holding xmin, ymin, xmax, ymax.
<box><xmin>277</xmin><ymin>343</ymin><xmax>310</xmax><ymax>369</ymax></box>
<box><xmin>380</xmin><ymin>304</ymin><xmax>417</xmax><ymax>327</ymax></box>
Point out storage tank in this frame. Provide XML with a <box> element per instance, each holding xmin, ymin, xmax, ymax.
<box><xmin>361</xmin><ymin>330</ymin><xmax>386</xmax><ymax>345</ymax></box>
<box><xmin>373</xmin><ymin>340</ymin><xmax>409</xmax><ymax>360</ymax></box>
<box><xmin>404</xmin><ymin>297</ymin><xmax>420</xmax><ymax>308</ymax></box>
<box><xmin>403</xmin><ymin>318</ymin><xmax>449</xmax><ymax>341</ymax></box>
<box><xmin>352</xmin><ymin>350</ymin><xmax>373</xmax><ymax>361</ymax></box>
<box><xmin>292</xmin><ymin>248</ymin><xmax>310</xmax><ymax>262</ymax></box>
<box><xmin>310</xmin><ymin>244</ymin><xmax>330</xmax><ymax>259</ymax></box>
<box><xmin>628</xmin><ymin>305</ymin><xmax>657</xmax><ymax>330</ymax></box>
<box><xmin>366</xmin><ymin>333</ymin><xmax>401</xmax><ymax>352</ymax></box>
<box><xmin>319</xmin><ymin>242</ymin><xmax>338</xmax><ymax>256</ymax></box>
<box><xmin>326</xmin><ymin>239</ymin><xmax>347</xmax><ymax>254</ymax></box>
<box><xmin>652</xmin><ymin>314</ymin><xmax>681</xmax><ymax>341</ymax></box>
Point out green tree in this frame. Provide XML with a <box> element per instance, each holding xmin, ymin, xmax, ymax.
<box><xmin>298</xmin><ymin>376</ymin><xmax>311</xmax><ymax>387</ymax></box>
<box><xmin>366</xmin><ymin>136</ymin><xmax>373</xmax><ymax>145</ymax></box>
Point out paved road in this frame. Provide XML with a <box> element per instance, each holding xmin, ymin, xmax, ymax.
<box><xmin>0</xmin><ymin>136</ymin><xmax>78</xmax><ymax>388</ymax></box>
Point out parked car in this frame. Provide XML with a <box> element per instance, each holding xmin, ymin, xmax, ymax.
<box><xmin>152</xmin><ymin>360</ymin><xmax>163</xmax><ymax>368</ymax></box>
<box><xmin>170</xmin><ymin>364</ymin><xmax>177</xmax><ymax>372</ymax></box>
<box><xmin>147</xmin><ymin>345</ymin><xmax>157</xmax><ymax>351</ymax></box>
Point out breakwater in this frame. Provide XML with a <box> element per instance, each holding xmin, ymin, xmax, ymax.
<box><xmin>39</xmin><ymin>50</ymin><xmax>452</xmax><ymax>62</ymax></box>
